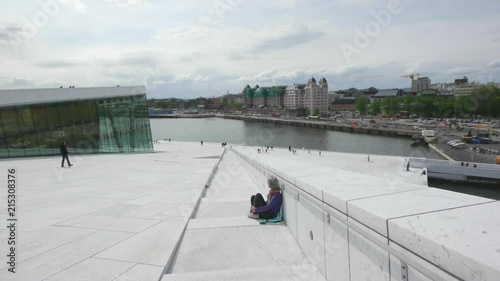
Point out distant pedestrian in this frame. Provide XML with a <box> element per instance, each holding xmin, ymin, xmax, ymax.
<box><xmin>466</xmin><ymin>162</ymin><xmax>469</xmax><ymax>167</ymax></box>
<box><xmin>308</xmin><ymin>150</ymin><xmax>311</xmax><ymax>154</ymax></box>
<box><xmin>289</xmin><ymin>146</ymin><xmax>291</xmax><ymax>152</ymax></box>
<box><xmin>168</xmin><ymin>138</ymin><xmax>171</xmax><ymax>142</ymax></box>
<box><xmin>461</xmin><ymin>161</ymin><xmax>464</xmax><ymax>167</ymax></box>
<box><xmin>201</xmin><ymin>140</ymin><xmax>204</xmax><ymax>145</ymax></box>
<box><xmin>222</xmin><ymin>142</ymin><xmax>224</xmax><ymax>147</ymax></box>
<box><xmin>271</xmin><ymin>146</ymin><xmax>273</xmax><ymax>150</ymax></box>
<box><xmin>406</xmin><ymin>161</ymin><xmax>410</xmax><ymax>171</ymax></box>
<box><xmin>265</xmin><ymin>149</ymin><xmax>268</xmax><ymax>153</ymax></box>
<box><xmin>60</xmin><ymin>141</ymin><xmax>72</xmax><ymax>167</ymax></box>
<box><xmin>367</xmin><ymin>155</ymin><xmax>370</xmax><ymax>162</ymax></box>
<box><xmin>319</xmin><ymin>151</ymin><xmax>321</xmax><ymax>156</ymax></box>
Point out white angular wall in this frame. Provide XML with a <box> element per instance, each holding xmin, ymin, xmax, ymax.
<box><xmin>232</xmin><ymin>147</ymin><xmax>500</xmax><ymax>281</ymax></box>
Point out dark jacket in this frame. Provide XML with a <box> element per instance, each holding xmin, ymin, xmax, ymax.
<box><xmin>255</xmin><ymin>193</ymin><xmax>282</xmax><ymax>215</ymax></box>
<box><xmin>60</xmin><ymin>144</ymin><xmax>69</xmax><ymax>156</ymax></box>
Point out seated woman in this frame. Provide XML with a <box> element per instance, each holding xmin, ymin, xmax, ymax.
<box><xmin>248</xmin><ymin>177</ymin><xmax>282</xmax><ymax>220</ymax></box>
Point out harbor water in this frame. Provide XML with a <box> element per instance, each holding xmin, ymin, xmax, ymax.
<box><xmin>150</xmin><ymin>118</ymin><xmax>500</xmax><ymax>200</ymax></box>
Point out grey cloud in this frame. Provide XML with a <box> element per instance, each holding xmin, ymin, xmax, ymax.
<box><xmin>36</xmin><ymin>60</ymin><xmax>88</xmax><ymax>68</ymax></box>
<box><xmin>250</xmin><ymin>30</ymin><xmax>325</xmax><ymax>54</ymax></box>
<box><xmin>488</xmin><ymin>60</ymin><xmax>500</xmax><ymax>69</ymax></box>
<box><xmin>100</xmin><ymin>51</ymin><xmax>162</xmax><ymax>66</ymax></box>
<box><xmin>0</xmin><ymin>23</ymin><xmax>22</xmax><ymax>43</ymax></box>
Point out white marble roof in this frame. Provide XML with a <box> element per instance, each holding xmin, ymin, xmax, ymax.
<box><xmin>0</xmin><ymin>86</ymin><xmax>146</xmax><ymax>107</ymax></box>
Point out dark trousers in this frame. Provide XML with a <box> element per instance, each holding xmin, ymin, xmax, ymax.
<box><xmin>61</xmin><ymin>155</ymin><xmax>71</xmax><ymax>167</ymax></box>
<box><xmin>250</xmin><ymin>193</ymin><xmax>275</xmax><ymax>219</ymax></box>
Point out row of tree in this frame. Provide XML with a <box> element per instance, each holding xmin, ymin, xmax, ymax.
<box><xmin>355</xmin><ymin>85</ymin><xmax>500</xmax><ymax>118</ymax></box>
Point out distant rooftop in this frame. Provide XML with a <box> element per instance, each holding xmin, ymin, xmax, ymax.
<box><xmin>372</xmin><ymin>89</ymin><xmax>402</xmax><ymax>97</ymax></box>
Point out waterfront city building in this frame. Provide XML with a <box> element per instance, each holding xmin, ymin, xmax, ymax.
<box><xmin>415</xmin><ymin>77</ymin><xmax>431</xmax><ymax>92</ymax></box>
<box><xmin>284</xmin><ymin>84</ymin><xmax>306</xmax><ymax>109</ymax></box>
<box><xmin>331</xmin><ymin>98</ymin><xmax>356</xmax><ymax>112</ymax></box>
<box><xmin>225</xmin><ymin>93</ymin><xmax>244</xmax><ymax>105</ymax></box>
<box><xmin>454</xmin><ymin>81</ymin><xmax>482</xmax><ymax>97</ymax></box>
<box><xmin>0</xmin><ymin>86</ymin><xmax>153</xmax><ymax>158</ymax></box>
<box><xmin>243</xmin><ymin>85</ymin><xmax>285</xmax><ymax>108</ymax></box>
<box><xmin>303</xmin><ymin>77</ymin><xmax>329</xmax><ymax>115</ymax></box>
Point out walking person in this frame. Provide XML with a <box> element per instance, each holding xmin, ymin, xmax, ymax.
<box><xmin>60</xmin><ymin>141</ymin><xmax>72</xmax><ymax>167</ymax></box>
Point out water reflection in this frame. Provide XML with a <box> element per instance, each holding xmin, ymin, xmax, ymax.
<box><xmin>150</xmin><ymin>118</ymin><xmax>442</xmax><ymax>159</ymax></box>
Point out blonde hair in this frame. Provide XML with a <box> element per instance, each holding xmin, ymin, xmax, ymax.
<box><xmin>267</xmin><ymin>177</ymin><xmax>280</xmax><ymax>191</ymax></box>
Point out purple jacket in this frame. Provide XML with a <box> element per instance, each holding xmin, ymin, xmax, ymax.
<box><xmin>255</xmin><ymin>193</ymin><xmax>282</xmax><ymax>215</ymax></box>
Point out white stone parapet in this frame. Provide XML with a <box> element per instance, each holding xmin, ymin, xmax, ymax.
<box><xmin>231</xmin><ymin>146</ymin><xmax>500</xmax><ymax>281</ymax></box>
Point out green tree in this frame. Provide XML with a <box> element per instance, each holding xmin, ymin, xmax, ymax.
<box><xmin>416</xmin><ymin>96</ymin><xmax>435</xmax><ymax>117</ymax></box>
<box><xmin>313</xmin><ymin>107</ymin><xmax>320</xmax><ymax>116</ymax></box>
<box><xmin>371</xmin><ymin>100</ymin><xmax>382</xmax><ymax>115</ymax></box>
<box><xmin>382</xmin><ymin>97</ymin><xmax>400</xmax><ymax>115</ymax></box>
<box><xmin>402</xmin><ymin>94</ymin><xmax>415</xmax><ymax>113</ymax></box>
<box><xmin>158</xmin><ymin>101</ymin><xmax>168</xmax><ymax>109</ymax></box>
<box><xmin>305</xmin><ymin>108</ymin><xmax>310</xmax><ymax>116</ymax></box>
<box><xmin>454</xmin><ymin>85</ymin><xmax>500</xmax><ymax>117</ymax></box>
<box><xmin>356</xmin><ymin>96</ymin><xmax>369</xmax><ymax>114</ymax></box>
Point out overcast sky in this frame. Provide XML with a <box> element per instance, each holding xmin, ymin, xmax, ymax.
<box><xmin>1</xmin><ymin>0</ymin><xmax>499</xmax><ymax>99</ymax></box>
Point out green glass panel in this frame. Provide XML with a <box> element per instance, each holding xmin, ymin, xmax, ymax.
<box><xmin>0</xmin><ymin>94</ymin><xmax>152</xmax><ymax>158</ymax></box>
<box><xmin>18</xmin><ymin>107</ymin><xmax>40</xmax><ymax>157</ymax></box>
<box><xmin>1</xmin><ymin>108</ymin><xmax>25</xmax><ymax>157</ymax></box>
<box><xmin>0</xmin><ymin>115</ymin><xmax>7</xmax><ymax>158</ymax></box>
<box><xmin>45</xmin><ymin>104</ymin><xmax>62</xmax><ymax>154</ymax></box>
<box><xmin>32</xmin><ymin>106</ymin><xmax>53</xmax><ymax>156</ymax></box>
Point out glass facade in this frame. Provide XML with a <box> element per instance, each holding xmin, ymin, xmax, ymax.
<box><xmin>0</xmin><ymin>94</ymin><xmax>153</xmax><ymax>158</ymax></box>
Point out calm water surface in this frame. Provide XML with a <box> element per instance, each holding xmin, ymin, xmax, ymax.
<box><xmin>150</xmin><ymin>118</ymin><xmax>442</xmax><ymax>159</ymax></box>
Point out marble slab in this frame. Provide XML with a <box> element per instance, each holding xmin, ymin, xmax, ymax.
<box><xmin>0</xmin><ymin>230</ymin><xmax>133</xmax><ymax>281</ymax></box>
<box><xmin>115</xmin><ymin>264</ymin><xmax>164</xmax><ymax>281</ymax></box>
<box><xmin>172</xmin><ymin>225</ymin><xmax>308</xmax><ymax>273</ymax></box>
<box><xmin>56</xmin><ymin>215</ymin><xmax>161</xmax><ymax>233</ymax></box>
<box><xmin>44</xmin><ymin>257</ymin><xmax>135</xmax><ymax>281</ymax></box>
<box><xmin>162</xmin><ymin>264</ymin><xmax>326</xmax><ymax>281</ymax></box>
<box><xmin>95</xmin><ymin>217</ymin><xmax>188</xmax><ymax>266</ymax></box>
<box><xmin>388</xmin><ymin>201</ymin><xmax>500</xmax><ymax>281</ymax></box>
<box><xmin>187</xmin><ymin>216</ymin><xmax>261</xmax><ymax>230</ymax></box>
<box><xmin>347</xmin><ymin>188</ymin><xmax>494</xmax><ymax>237</ymax></box>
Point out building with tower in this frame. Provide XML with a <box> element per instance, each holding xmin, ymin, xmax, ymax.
<box><xmin>302</xmin><ymin>77</ymin><xmax>329</xmax><ymax>115</ymax></box>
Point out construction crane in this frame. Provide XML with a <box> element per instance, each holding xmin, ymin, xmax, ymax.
<box><xmin>401</xmin><ymin>73</ymin><xmax>419</xmax><ymax>92</ymax></box>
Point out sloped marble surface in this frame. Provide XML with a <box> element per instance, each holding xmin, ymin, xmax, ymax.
<box><xmin>163</xmin><ymin>265</ymin><xmax>326</xmax><ymax>281</ymax></box>
<box><xmin>0</xmin><ymin>142</ymin><xmax>223</xmax><ymax>281</ymax></box>
<box><xmin>171</xmin><ymin>225</ymin><xmax>309</xmax><ymax>273</ymax></box>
